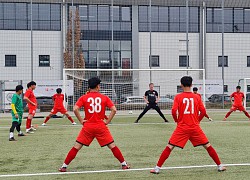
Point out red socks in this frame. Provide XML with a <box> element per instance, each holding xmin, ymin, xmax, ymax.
<box><xmin>64</xmin><ymin>147</ymin><xmax>79</xmax><ymax>165</ymax></box>
<box><xmin>26</xmin><ymin>118</ymin><xmax>31</xmax><ymax>129</ymax></box>
<box><xmin>225</xmin><ymin>111</ymin><xmax>232</xmax><ymax>118</ymax></box>
<box><xmin>157</xmin><ymin>146</ymin><xmax>172</xmax><ymax>167</ymax></box>
<box><xmin>68</xmin><ymin>116</ymin><xmax>74</xmax><ymax>123</ymax></box>
<box><xmin>244</xmin><ymin>111</ymin><xmax>250</xmax><ymax>118</ymax></box>
<box><xmin>44</xmin><ymin>116</ymin><xmax>50</xmax><ymax>123</ymax></box>
<box><xmin>206</xmin><ymin>146</ymin><xmax>221</xmax><ymax>165</ymax></box>
<box><xmin>111</xmin><ymin>146</ymin><xmax>125</xmax><ymax>163</ymax></box>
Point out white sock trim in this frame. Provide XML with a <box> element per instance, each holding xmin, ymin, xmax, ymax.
<box><xmin>10</xmin><ymin>132</ymin><xmax>14</xmax><ymax>138</ymax></box>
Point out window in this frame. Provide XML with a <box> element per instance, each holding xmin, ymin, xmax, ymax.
<box><xmin>247</xmin><ymin>56</ymin><xmax>250</xmax><ymax>67</ymax></box>
<box><xmin>179</xmin><ymin>56</ymin><xmax>189</xmax><ymax>67</ymax></box>
<box><xmin>218</xmin><ymin>56</ymin><xmax>228</xmax><ymax>67</ymax></box>
<box><xmin>177</xmin><ymin>85</ymin><xmax>183</xmax><ymax>93</ymax></box>
<box><xmin>247</xmin><ymin>85</ymin><xmax>250</xmax><ymax>92</ymax></box>
<box><xmin>39</xmin><ymin>55</ymin><xmax>50</xmax><ymax>67</ymax></box>
<box><xmin>122</xmin><ymin>7</ymin><xmax>130</xmax><ymax>21</ymax></box>
<box><xmin>5</xmin><ymin>55</ymin><xmax>16</xmax><ymax>67</ymax></box>
<box><xmin>224</xmin><ymin>85</ymin><xmax>228</xmax><ymax>92</ymax></box>
<box><xmin>149</xmin><ymin>55</ymin><xmax>159</xmax><ymax>67</ymax></box>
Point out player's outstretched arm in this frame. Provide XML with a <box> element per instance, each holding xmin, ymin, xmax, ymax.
<box><xmin>105</xmin><ymin>106</ymin><xmax>117</xmax><ymax>125</ymax></box>
<box><xmin>73</xmin><ymin>105</ymin><xmax>86</xmax><ymax>125</ymax></box>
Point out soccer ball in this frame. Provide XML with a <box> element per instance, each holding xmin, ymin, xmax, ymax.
<box><xmin>129</xmin><ymin>110</ymin><xmax>133</xmax><ymax>114</ymax></box>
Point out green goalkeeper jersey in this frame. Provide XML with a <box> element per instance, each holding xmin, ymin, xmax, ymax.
<box><xmin>11</xmin><ymin>93</ymin><xmax>23</xmax><ymax>114</ymax></box>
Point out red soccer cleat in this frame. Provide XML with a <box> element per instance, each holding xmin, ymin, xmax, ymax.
<box><xmin>122</xmin><ymin>164</ymin><xmax>130</xmax><ymax>170</ymax></box>
<box><xmin>58</xmin><ymin>167</ymin><xmax>67</xmax><ymax>172</ymax></box>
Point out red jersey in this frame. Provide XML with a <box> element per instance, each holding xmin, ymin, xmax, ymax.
<box><xmin>53</xmin><ymin>93</ymin><xmax>64</xmax><ymax>108</ymax></box>
<box><xmin>231</xmin><ymin>92</ymin><xmax>244</xmax><ymax>106</ymax></box>
<box><xmin>172</xmin><ymin>92</ymin><xmax>206</xmax><ymax>126</ymax></box>
<box><xmin>194</xmin><ymin>93</ymin><xmax>201</xmax><ymax>98</ymax></box>
<box><xmin>75</xmin><ymin>92</ymin><xmax>114</xmax><ymax>124</ymax></box>
<box><xmin>24</xmin><ymin>89</ymin><xmax>37</xmax><ymax>107</ymax></box>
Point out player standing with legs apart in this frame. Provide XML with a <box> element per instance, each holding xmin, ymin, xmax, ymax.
<box><xmin>59</xmin><ymin>77</ymin><xmax>130</xmax><ymax>172</ymax></box>
<box><xmin>135</xmin><ymin>83</ymin><xmax>168</xmax><ymax>123</ymax></box>
<box><xmin>9</xmin><ymin>85</ymin><xmax>25</xmax><ymax>141</ymax></box>
<box><xmin>224</xmin><ymin>86</ymin><xmax>250</xmax><ymax>121</ymax></box>
<box><xmin>23</xmin><ymin>81</ymin><xmax>37</xmax><ymax>134</ymax></box>
<box><xmin>42</xmin><ymin>88</ymin><xmax>76</xmax><ymax>126</ymax></box>
<box><xmin>150</xmin><ymin>76</ymin><xmax>226</xmax><ymax>174</ymax></box>
<box><xmin>193</xmin><ymin>87</ymin><xmax>213</xmax><ymax>121</ymax></box>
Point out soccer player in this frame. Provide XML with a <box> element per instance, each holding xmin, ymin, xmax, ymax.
<box><xmin>134</xmin><ymin>83</ymin><xmax>168</xmax><ymax>123</ymax></box>
<box><xmin>193</xmin><ymin>87</ymin><xmax>213</xmax><ymax>121</ymax></box>
<box><xmin>150</xmin><ymin>76</ymin><xmax>226</xmax><ymax>174</ymax></box>
<box><xmin>224</xmin><ymin>86</ymin><xmax>250</xmax><ymax>121</ymax></box>
<box><xmin>23</xmin><ymin>81</ymin><xmax>37</xmax><ymax>134</ymax></box>
<box><xmin>9</xmin><ymin>85</ymin><xmax>25</xmax><ymax>141</ymax></box>
<box><xmin>42</xmin><ymin>88</ymin><xmax>76</xmax><ymax>126</ymax></box>
<box><xmin>58</xmin><ymin>77</ymin><xmax>130</xmax><ymax>172</ymax></box>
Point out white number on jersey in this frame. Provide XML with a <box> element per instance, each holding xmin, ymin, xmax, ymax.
<box><xmin>87</xmin><ymin>97</ymin><xmax>102</xmax><ymax>113</ymax></box>
<box><xmin>183</xmin><ymin>98</ymin><xmax>194</xmax><ymax>114</ymax></box>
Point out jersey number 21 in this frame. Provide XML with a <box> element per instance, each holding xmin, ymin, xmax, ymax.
<box><xmin>183</xmin><ymin>98</ymin><xmax>194</xmax><ymax>114</ymax></box>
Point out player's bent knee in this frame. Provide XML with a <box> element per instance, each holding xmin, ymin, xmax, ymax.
<box><xmin>167</xmin><ymin>144</ymin><xmax>175</xmax><ymax>150</ymax></box>
<box><xmin>107</xmin><ymin>142</ymin><xmax>116</xmax><ymax>149</ymax></box>
<box><xmin>203</xmin><ymin>143</ymin><xmax>211</xmax><ymax>149</ymax></box>
<box><xmin>74</xmin><ymin>142</ymin><xmax>83</xmax><ymax>150</ymax></box>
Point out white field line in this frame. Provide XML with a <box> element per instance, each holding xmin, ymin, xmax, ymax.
<box><xmin>0</xmin><ymin>163</ymin><xmax>250</xmax><ymax>178</ymax></box>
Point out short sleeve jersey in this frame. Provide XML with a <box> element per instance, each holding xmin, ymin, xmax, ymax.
<box><xmin>172</xmin><ymin>92</ymin><xmax>205</xmax><ymax>127</ymax></box>
<box><xmin>75</xmin><ymin>92</ymin><xmax>114</xmax><ymax>124</ymax></box>
<box><xmin>24</xmin><ymin>89</ymin><xmax>37</xmax><ymax>107</ymax></box>
<box><xmin>145</xmin><ymin>90</ymin><xmax>158</xmax><ymax>104</ymax></box>
<box><xmin>53</xmin><ymin>94</ymin><xmax>64</xmax><ymax>108</ymax></box>
<box><xmin>231</xmin><ymin>92</ymin><xmax>244</xmax><ymax>106</ymax></box>
<box><xmin>195</xmin><ymin>93</ymin><xmax>202</xmax><ymax>99</ymax></box>
<box><xmin>11</xmin><ymin>93</ymin><xmax>23</xmax><ymax>113</ymax></box>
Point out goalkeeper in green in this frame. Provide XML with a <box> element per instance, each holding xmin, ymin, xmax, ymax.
<box><xmin>9</xmin><ymin>85</ymin><xmax>25</xmax><ymax>141</ymax></box>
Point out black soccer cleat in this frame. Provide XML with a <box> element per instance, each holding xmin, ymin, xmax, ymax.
<box><xmin>9</xmin><ymin>137</ymin><xmax>16</xmax><ymax>141</ymax></box>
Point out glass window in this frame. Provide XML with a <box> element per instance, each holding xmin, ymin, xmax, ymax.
<box><xmin>218</xmin><ymin>56</ymin><xmax>228</xmax><ymax>67</ymax></box>
<box><xmin>110</xmin><ymin>41</ymin><xmax>120</xmax><ymax>51</ymax></box>
<box><xmin>81</xmin><ymin>40</ymin><xmax>88</xmax><ymax>51</ymax></box>
<box><xmin>79</xmin><ymin>5</ymin><xmax>88</xmax><ymax>21</ymax></box>
<box><xmin>213</xmin><ymin>24</ymin><xmax>222</xmax><ymax>32</ymax></box>
<box><xmin>39</xmin><ymin>4</ymin><xmax>50</xmax><ymax>21</ymax></box>
<box><xmin>0</xmin><ymin>20</ymin><xmax>3</xmax><ymax>29</ymax></box>
<box><xmin>139</xmin><ymin>6</ymin><xmax>148</xmax><ymax>22</ymax></box>
<box><xmin>233</xmin><ymin>24</ymin><xmax>243</xmax><ymax>32</ymax></box>
<box><xmin>179</xmin><ymin>22</ymin><xmax>186</xmax><ymax>32</ymax></box>
<box><xmin>244</xmin><ymin>24</ymin><xmax>250</xmax><ymax>32</ymax></box>
<box><xmin>89</xmin><ymin>5</ymin><xmax>97</xmax><ymax>21</ymax></box>
<box><xmin>98</xmin><ymin>5</ymin><xmax>109</xmax><ymax>22</ymax></box>
<box><xmin>234</xmin><ymin>8</ymin><xmax>244</xmax><ymax>23</ymax></box>
<box><xmin>159</xmin><ymin>23</ymin><xmax>168</xmax><ymax>31</ymax></box>
<box><xmin>169</xmin><ymin>23</ymin><xmax>179</xmax><ymax>32</ymax></box>
<box><xmin>214</xmin><ymin>9</ymin><xmax>222</xmax><ymax>23</ymax></box>
<box><xmin>245</xmin><ymin>9</ymin><xmax>250</xmax><ymax>23</ymax></box>
<box><xmin>112</xmin><ymin>6</ymin><xmax>120</xmax><ymax>21</ymax></box>
<box><xmin>206</xmin><ymin>8</ymin><xmax>213</xmax><ymax>23</ymax></box>
<box><xmin>39</xmin><ymin>55</ymin><xmax>50</xmax><ymax>67</ymax></box>
<box><xmin>16</xmin><ymin>3</ymin><xmax>27</xmax><ymax>20</ymax></box>
<box><xmin>51</xmin><ymin>4</ymin><xmax>61</xmax><ymax>21</ymax></box>
<box><xmin>169</xmin><ymin>7</ymin><xmax>179</xmax><ymax>23</ymax></box>
<box><xmin>28</xmin><ymin>4</ymin><xmax>39</xmax><ymax>21</ymax></box>
<box><xmin>28</xmin><ymin>20</ymin><xmax>39</xmax><ymax>30</ymax></box>
<box><xmin>80</xmin><ymin>21</ymin><xmax>88</xmax><ymax>30</ymax></box>
<box><xmin>189</xmin><ymin>23</ymin><xmax>199</xmax><ymax>32</ymax></box>
<box><xmin>224</xmin><ymin>23</ymin><xmax>233</xmax><ymax>32</ymax></box>
<box><xmin>150</xmin><ymin>6</ymin><xmax>159</xmax><ymax>23</ymax></box>
<box><xmin>122</xmin><ymin>7</ymin><xmax>130</xmax><ymax>21</ymax></box>
<box><xmin>139</xmin><ymin>22</ymin><xmax>148</xmax><ymax>31</ymax></box>
<box><xmin>89</xmin><ymin>51</ymin><xmax>97</xmax><ymax>68</ymax></box>
<box><xmin>16</xmin><ymin>20</ymin><xmax>27</xmax><ymax>30</ymax></box>
<box><xmin>113</xmin><ymin>22</ymin><xmax>121</xmax><ymax>30</ymax></box>
<box><xmin>179</xmin><ymin>56</ymin><xmax>189</xmax><ymax>67</ymax></box>
<box><xmin>98</xmin><ymin>22</ymin><xmax>110</xmax><ymax>30</ymax></box>
<box><xmin>151</xmin><ymin>22</ymin><xmax>159</xmax><ymax>31</ymax></box>
<box><xmin>89</xmin><ymin>40</ymin><xmax>98</xmax><ymax>50</ymax></box>
<box><xmin>99</xmin><ymin>41</ymin><xmax>109</xmax><ymax>50</ymax></box>
<box><xmin>159</xmin><ymin>7</ymin><xmax>168</xmax><ymax>22</ymax></box>
<box><xmin>224</xmin><ymin>8</ymin><xmax>233</xmax><ymax>23</ymax></box>
<box><xmin>247</xmin><ymin>85</ymin><xmax>250</xmax><ymax>92</ymax></box>
<box><xmin>224</xmin><ymin>85</ymin><xmax>228</xmax><ymax>92</ymax></box>
<box><xmin>121</xmin><ymin>41</ymin><xmax>131</xmax><ymax>50</ymax></box>
<box><xmin>98</xmin><ymin>51</ymin><xmax>110</xmax><ymax>68</ymax></box>
<box><xmin>0</xmin><ymin>3</ymin><xmax>3</xmax><ymax>20</ymax></box>
<box><xmin>4</xmin><ymin>20</ymin><xmax>15</xmax><ymax>29</ymax></box>
<box><xmin>51</xmin><ymin>20</ymin><xmax>61</xmax><ymax>30</ymax></box>
<box><xmin>121</xmin><ymin>22</ymin><xmax>131</xmax><ymax>31</ymax></box>
<box><xmin>189</xmin><ymin>7</ymin><xmax>198</xmax><ymax>23</ymax></box>
<box><xmin>247</xmin><ymin>56</ymin><xmax>250</xmax><ymax>67</ymax></box>
<box><xmin>88</xmin><ymin>22</ymin><xmax>97</xmax><ymax>30</ymax></box>
<box><xmin>5</xmin><ymin>55</ymin><xmax>16</xmax><ymax>67</ymax></box>
<box><xmin>4</xmin><ymin>3</ymin><xmax>15</xmax><ymax>19</ymax></box>
<box><xmin>206</xmin><ymin>23</ymin><xmax>213</xmax><ymax>32</ymax></box>
<box><xmin>179</xmin><ymin>7</ymin><xmax>186</xmax><ymax>23</ymax></box>
<box><xmin>39</xmin><ymin>21</ymin><xmax>50</xmax><ymax>30</ymax></box>
<box><xmin>149</xmin><ymin>55</ymin><xmax>160</xmax><ymax>67</ymax></box>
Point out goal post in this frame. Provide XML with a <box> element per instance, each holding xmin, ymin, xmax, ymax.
<box><xmin>63</xmin><ymin>68</ymin><xmax>206</xmax><ymax>113</ymax></box>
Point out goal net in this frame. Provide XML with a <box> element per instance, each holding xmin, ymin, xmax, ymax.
<box><xmin>239</xmin><ymin>78</ymin><xmax>250</xmax><ymax>109</ymax></box>
<box><xmin>63</xmin><ymin>69</ymin><xmax>205</xmax><ymax>114</ymax></box>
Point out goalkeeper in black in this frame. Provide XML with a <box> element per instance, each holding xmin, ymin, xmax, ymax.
<box><xmin>134</xmin><ymin>83</ymin><xmax>168</xmax><ymax>123</ymax></box>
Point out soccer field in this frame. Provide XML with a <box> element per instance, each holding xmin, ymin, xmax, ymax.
<box><xmin>1</xmin><ymin>111</ymin><xmax>250</xmax><ymax>180</ymax></box>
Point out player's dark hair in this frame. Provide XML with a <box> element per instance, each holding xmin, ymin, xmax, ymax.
<box><xmin>149</xmin><ymin>83</ymin><xmax>154</xmax><ymax>86</ymax></box>
<box><xmin>56</xmin><ymin>88</ymin><xmax>62</xmax><ymax>94</ymax></box>
<box><xmin>88</xmin><ymin>77</ymin><xmax>101</xmax><ymax>89</ymax></box>
<box><xmin>27</xmin><ymin>81</ymin><xmax>36</xmax><ymax>88</ymax></box>
<box><xmin>193</xmin><ymin>87</ymin><xmax>198</xmax><ymax>91</ymax></box>
<box><xmin>16</xmin><ymin>85</ymin><xmax>23</xmax><ymax>92</ymax></box>
<box><xmin>236</xmin><ymin>86</ymin><xmax>241</xmax><ymax>89</ymax></box>
<box><xmin>181</xmin><ymin>76</ymin><xmax>193</xmax><ymax>87</ymax></box>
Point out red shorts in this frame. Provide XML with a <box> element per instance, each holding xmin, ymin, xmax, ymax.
<box><xmin>51</xmin><ymin>107</ymin><xmax>67</xmax><ymax>114</ymax></box>
<box><xmin>169</xmin><ymin>125</ymin><xmax>209</xmax><ymax>149</ymax></box>
<box><xmin>28</xmin><ymin>106</ymin><xmax>36</xmax><ymax>116</ymax></box>
<box><xmin>76</xmin><ymin>123</ymin><xmax>114</xmax><ymax>147</ymax></box>
<box><xmin>231</xmin><ymin>105</ymin><xmax>245</xmax><ymax>111</ymax></box>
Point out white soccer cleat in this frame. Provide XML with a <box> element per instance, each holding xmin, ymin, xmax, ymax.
<box><xmin>42</xmin><ymin>123</ymin><xmax>46</xmax><ymax>126</ymax></box>
<box><xmin>26</xmin><ymin>129</ymin><xmax>34</xmax><ymax>134</ymax></box>
<box><xmin>72</xmin><ymin>122</ymin><xmax>77</xmax><ymax>125</ymax></box>
<box><xmin>208</xmin><ymin>118</ymin><xmax>213</xmax><ymax>121</ymax></box>
<box><xmin>218</xmin><ymin>165</ymin><xmax>226</xmax><ymax>172</ymax></box>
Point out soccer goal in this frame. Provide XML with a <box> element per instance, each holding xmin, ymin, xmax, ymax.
<box><xmin>63</xmin><ymin>69</ymin><xmax>205</xmax><ymax>113</ymax></box>
<box><xmin>239</xmin><ymin>78</ymin><xmax>250</xmax><ymax>109</ymax></box>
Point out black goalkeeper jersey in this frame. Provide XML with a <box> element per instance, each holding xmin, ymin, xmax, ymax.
<box><xmin>145</xmin><ymin>90</ymin><xmax>158</xmax><ymax>104</ymax></box>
